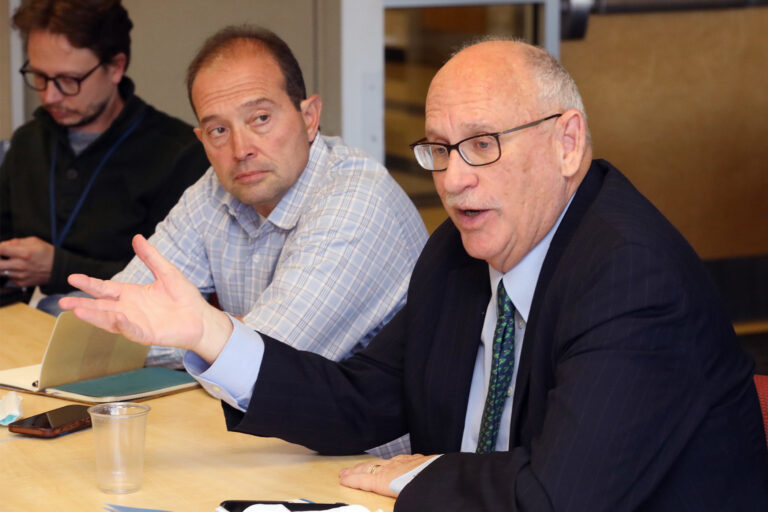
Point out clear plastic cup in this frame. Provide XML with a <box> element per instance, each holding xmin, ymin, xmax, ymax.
<box><xmin>87</xmin><ymin>402</ymin><xmax>150</xmax><ymax>493</ymax></box>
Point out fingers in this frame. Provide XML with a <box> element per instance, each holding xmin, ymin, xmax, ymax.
<box><xmin>7</xmin><ymin>273</ymin><xmax>31</xmax><ymax>287</ymax></box>
<box><xmin>132</xmin><ymin>235</ymin><xmax>182</xmax><ymax>284</ymax></box>
<box><xmin>0</xmin><ymin>259</ymin><xmax>22</xmax><ymax>285</ymax></box>
<box><xmin>0</xmin><ymin>236</ymin><xmax>45</xmax><ymax>258</ymax></box>
<box><xmin>338</xmin><ymin>454</ymin><xmax>439</xmax><ymax>498</ymax></box>
<box><xmin>0</xmin><ymin>261</ymin><xmax>20</xmax><ymax>274</ymax></box>
<box><xmin>0</xmin><ymin>256</ymin><xmax>21</xmax><ymax>272</ymax></box>
<box><xmin>0</xmin><ymin>240</ymin><xmax>24</xmax><ymax>258</ymax></box>
<box><xmin>338</xmin><ymin>459</ymin><xmax>397</xmax><ymax>498</ymax></box>
<box><xmin>60</xmin><ymin>277</ymin><xmax>131</xmax><ymax>318</ymax></box>
<box><xmin>65</xmin><ymin>306</ymin><xmax>153</xmax><ymax>345</ymax></box>
<box><xmin>59</xmin><ymin>294</ymin><xmax>154</xmax><ymax>344</ymax></box>
<box><xmin>0</xmin><ymin>252</ymin><xmax>26</xmax><ymax>275</ymax></box>
<box><xmin>65</xmin><ymin>306</ymin><xmax>124</xmax><ymax>335</ymax></box>
<box><xmin>67</xmin><ymin>274</ymin><xmax>121</xmax><ymax>300</ymax></box>
<box><xmin>338</xmin><ymin>473</ymin><xmax>379</xmax><ymax>495</ymax></box>
<box><xmin>58</xmin><ymin>293</ymin><xmax>100</xmax><ymax>312</ymax></box>
<box><xmin>0</xmin><ymin>262</ymin><xmax>44</xmax><ymax>287</ymax></box>
<box><xmin>113</xmin><ymin>311</ymin><xmax>153</xmax><ymax>344</ymax></box>
<box><xmin>338</xmin><ymin>459</ymin><xmax>381</xmax><ymax>479</ymax></box>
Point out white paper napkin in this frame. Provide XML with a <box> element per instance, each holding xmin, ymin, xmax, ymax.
<box><xmin>0</xmin><ymin>391</ymin><xmax>22</xmax><ymax>425</ymax></box>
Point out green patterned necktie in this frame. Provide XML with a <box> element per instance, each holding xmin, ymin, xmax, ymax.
<box><xmin>476</xmin><ymin>279</ymin><xmax>516</xmax><ymax>454</ymax></box>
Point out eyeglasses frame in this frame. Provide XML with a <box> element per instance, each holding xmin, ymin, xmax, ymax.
<box><xmin>409</xmin><ymin>113</ymin><xmax>563</xmax><ymax>171</ymax></box>
<box><xmin>19</xmin><ymin>59</ymin><xmax>105</xmax><ymax>97</ymax></box>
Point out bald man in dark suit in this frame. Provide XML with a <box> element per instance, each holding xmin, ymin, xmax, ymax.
<box><xmin>61</xmin><ymin>39</ymin><xmax>768</xmax><ymax>511</ymax></box>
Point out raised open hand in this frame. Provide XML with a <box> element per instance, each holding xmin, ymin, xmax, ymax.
<box><xmin>59</xmin><ymin>234</ymin><xmax>232</xmax><ymax>363</ymax></box>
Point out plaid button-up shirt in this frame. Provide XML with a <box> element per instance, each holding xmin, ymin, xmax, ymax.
<box><xmin>115</xmin><ymin>135</ymin><xmax>427</xmax><ymax>367</ymax></box>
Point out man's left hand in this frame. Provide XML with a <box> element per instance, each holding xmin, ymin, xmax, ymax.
<box><xmin>0</xmin><ymin>237</ymin><xmax>54</xmax><ymax>287</ymax></box>
<box><xmin>338</xmin><ymin>454</ymin><xmax>439</xmax><ymax>498</ymax></box>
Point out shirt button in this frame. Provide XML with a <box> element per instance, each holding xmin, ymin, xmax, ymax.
<box><xmin>212</xmin><ymin>385</ymin><xmax>222</xmax><ymax>395</ymax></box>
<box><xmin>517</xmin><ymin>319</ymin><xmax>524</xmax><ymax>329</ymax></box>
<box><xmin>507</xmin><ymin>387</ymin><xmax>514</xmax><ymax>397</ymax></box>
<box><xmin>65</xmin><ymin>168</ymin><xmax>78</xmax><ymax>180</ymax></box>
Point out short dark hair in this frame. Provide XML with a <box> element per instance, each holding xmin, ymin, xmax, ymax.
<box><xmin>186</xmin><ymin>25</ymin><xmax>307</xmax><ymax>116</ymax></box>
<box><xmin>12</xmin><ymin>0</ymin><xmax>133</xmax><ymax>70</ymax></box>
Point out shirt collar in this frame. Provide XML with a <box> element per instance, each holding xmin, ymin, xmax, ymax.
<box><xmin>213</xmin><ymin>172</ymin><xmax>262</xmax><ymax>236</ymax></box>
<box><xmin>265</xmin><ymin>135</ymin><xmax>328</xmax><ymax>231</ymax></box>
<box><xmin>488</xmin><ymin>195</ymin><xmax>574</xmax><ymax>323</ymax></box>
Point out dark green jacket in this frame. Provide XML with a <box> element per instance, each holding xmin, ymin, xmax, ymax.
<box><xmin>0</xmin><ymin>78</ymin><xmax>208</xmax><ymax>293</ymax></box>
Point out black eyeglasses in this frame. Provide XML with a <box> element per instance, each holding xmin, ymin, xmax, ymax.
<box><xmin>409</xmin><ymin>113</ymin><xmax>562</xmax><ymax>171</ymax></box>
<box><xmin>19</xmin><ymin>60</ymin><xmax>104</xmax><ymax>96</ymax></box>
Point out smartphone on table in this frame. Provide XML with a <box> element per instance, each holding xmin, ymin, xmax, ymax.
<box><xmin>8</xmin><ymin>404</ymin><xmax>91</xmax><ymax>438</ymax></box>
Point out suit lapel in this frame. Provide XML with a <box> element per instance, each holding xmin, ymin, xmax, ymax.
<box><xmin>427</xmin><ymin>256</ymin><xmax>490</xmax><ymax>451</ymax></box>
<box><xmin>509</xmin><ymin>162</ymin><xmax>606</xmax><ymax>443</ymax></box>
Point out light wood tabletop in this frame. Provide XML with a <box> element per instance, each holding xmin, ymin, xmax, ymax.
<box><xmin>0</xmin><ymin>303</ymin><xmax>395</xmax><ymax>511</ymax></box>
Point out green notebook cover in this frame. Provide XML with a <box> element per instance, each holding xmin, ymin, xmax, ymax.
<box><xmin>51</xmin><ymin>367</ymin><xmax>196</xmax><ymax>399</ymax></box>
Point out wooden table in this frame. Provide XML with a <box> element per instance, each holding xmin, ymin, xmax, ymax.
<box><xmin>0</xmin><ymin>303</ymin><xmax>395</xmax><ymax>511</ymax></box>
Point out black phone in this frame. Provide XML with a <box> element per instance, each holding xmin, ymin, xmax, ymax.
<box><xmin>8</xmin><ymin>404</ymin><xmax>92</xmax><ymax>438</ymax></box>
<box><xmin>219</xmin><ymin>502</ymin><xmax>348</xmax><ymax>512</ymax></box>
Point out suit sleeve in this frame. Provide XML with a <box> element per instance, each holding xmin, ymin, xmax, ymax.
<box><xmin>397</xmin><ymin>243</ymin><xmax>727</xmax><ymax>511</ymax></box>
<box><xmin>222</xmin><ymin>304</ymin><xmax>411</xmax><ymax>455</ymax></box>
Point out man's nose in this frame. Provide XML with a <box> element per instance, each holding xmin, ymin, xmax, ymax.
<box><xmin>40</xmin><ymin>80</ymin><xmax>63</xmax><ymax>104</ymax></box>
<box><xmin>441</xmin><ymin>149</ymin><xmax>478</xmax><ymax>194</ymax></box>
<box><xmin>231</xmin><ymin>127</ymin><xmax>256</xmax><ymax>161</ymax></box>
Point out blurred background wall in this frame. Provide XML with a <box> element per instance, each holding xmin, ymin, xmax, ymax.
<box><xmin>0</xmin><ymin>0</ymin><xmax>10</xmax><ymax>140</ymax></box>
<box><xmin>1</xmin><ymin>1</ymin><xmax>765</xmax><ymax>327</ymax></box>
<box><xmin>0</xmin><ymin>0</ymin><xmax>345</xmax><ymax>139</ymax></box>
<box><xmin>562</xmin><ymin>8</ymin><xmax>768</xmax><ymax>260</ymax></box>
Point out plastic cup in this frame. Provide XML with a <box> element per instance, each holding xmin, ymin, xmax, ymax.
<box><xmin>87</xmin><ymin>402</ymin><xmax>151</xmax><ymax>493</ymax></box>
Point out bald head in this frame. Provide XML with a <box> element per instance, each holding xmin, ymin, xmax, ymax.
<box><xmin>423</xmin><ymin>39</ymin><xmax>592</xmax><ymax>272</ymax></box>
<box><xmin>429</xmin><ymin>40</ymin><xmax>587</xmax><ymax>131</ymax></box>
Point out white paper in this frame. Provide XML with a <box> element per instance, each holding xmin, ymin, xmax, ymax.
<box><xmin>0</xmin><ymin>391</ymin><xmax>22</xmax><ymax>425</ymax></box>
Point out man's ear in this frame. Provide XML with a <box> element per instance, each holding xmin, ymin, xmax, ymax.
<box><xmin>557</xmin><ymin>109</ymin><xmax>587</xmax><ymax>178</ymax></box>
<box><xmin>300</xmin><ymin>94</ymin><xmax>322</xmax><ymax>141</ymax></box>
<box><xmin>106</xmin><ymin>53</ymin><xmax>127</xmax><ymax>85</ymax></box>
<box><xmin>193</xmin><ymin>127</ymin><xmax>203</xmax><ymax>143</ymax></box>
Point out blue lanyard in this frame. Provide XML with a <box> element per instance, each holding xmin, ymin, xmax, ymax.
<box><xmin>49</xmin><ymin>110</ymin><xmax>146</xmax><ymax>248</ymax></box>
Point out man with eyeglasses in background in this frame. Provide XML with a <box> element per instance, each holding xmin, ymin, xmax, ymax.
<box><xmin>61</xmin><ymin>39</ymin><xmax>768</xmax><ymax>509</ymax></box>
<box><xmin>0</xmin><ymin>0</ymin><xmax>206</xmax><ymax>310</ymax></box>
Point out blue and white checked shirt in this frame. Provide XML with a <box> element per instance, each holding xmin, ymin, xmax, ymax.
<box><xmin>114</xmin><ymin>134</ymin><xmax>427</xmax><ymax>367</ymax></box>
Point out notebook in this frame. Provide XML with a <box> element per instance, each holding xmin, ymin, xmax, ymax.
<box><xmin>0</xmin><ymin>311</ymin><xmax>197</xmax><ymax>403</ymax></box>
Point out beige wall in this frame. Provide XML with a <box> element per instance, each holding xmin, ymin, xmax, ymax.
<box><xmin>562</xmin><ymin>8</ymin><xmax>768</xmax><ymax>260</ymax></box>
<box><xmin>3</xmin><ymin>0</ymin><xmax>342</xmax><ymax>136</ymax></box>
<box><xmin>3</xmin><ymin>3</ymin><xmax>765</xmax><ymax>261</ymax></box>
<box><xmin>124</xmin><ymin>0</ymin><xmax>340</xmax><ymax>133</ymax></box>
<box><xmin>0</xmin><ymin>0</ymin><xmax>10</xmax><ymax>140</ymax></box>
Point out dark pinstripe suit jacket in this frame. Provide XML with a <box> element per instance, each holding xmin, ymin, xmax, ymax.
<box><xmin>225</xmin><ymin>160</ymin><xmax>768</xmax><ymax>511</ymax></box>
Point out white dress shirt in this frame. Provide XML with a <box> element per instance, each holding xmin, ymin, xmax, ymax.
<box><xmin>391</xmin><ymin>198</ymin><xmax>572</xmax><ymax>493</ymax></box>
